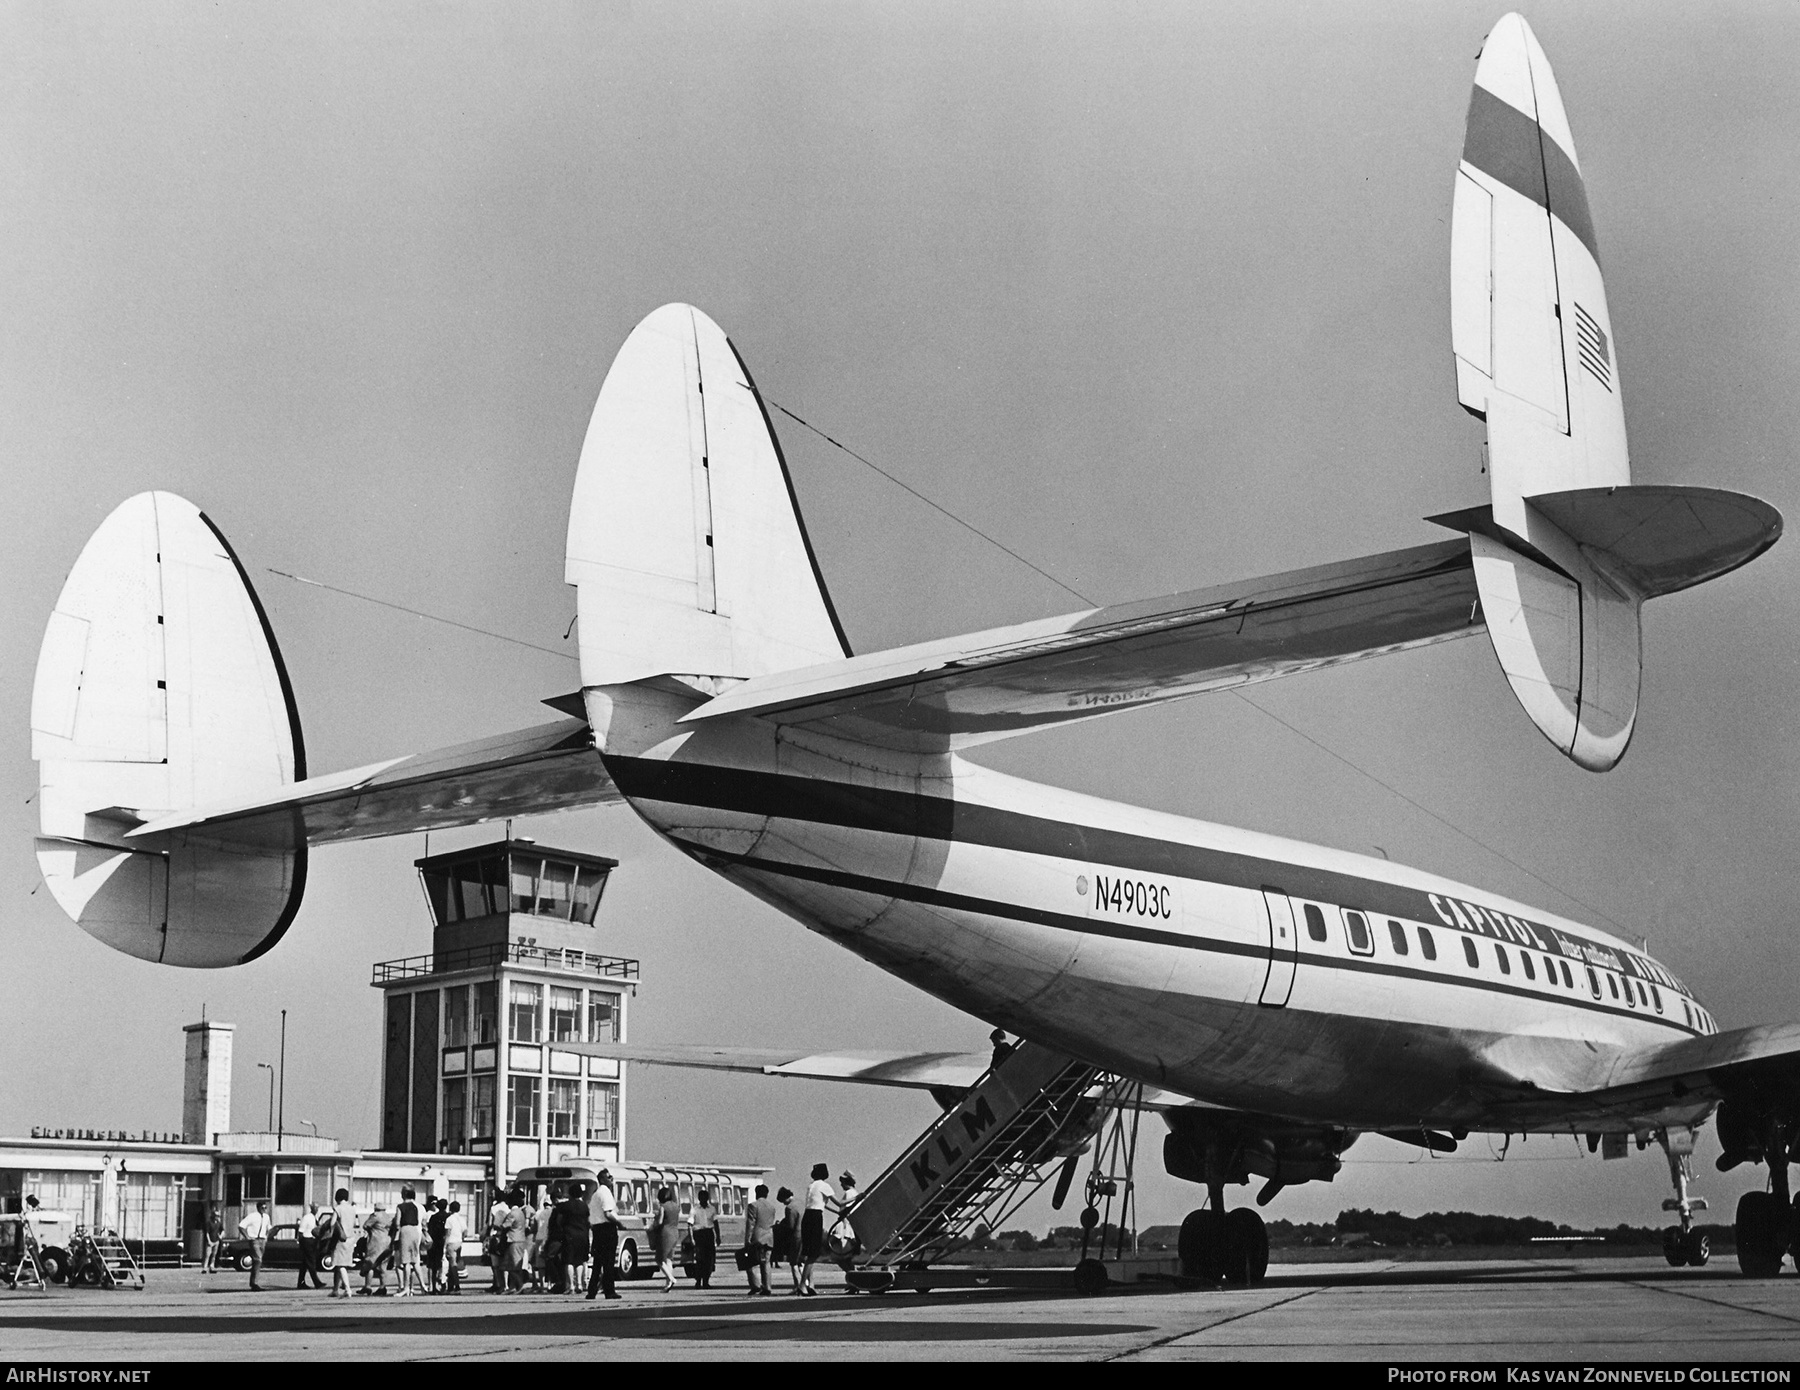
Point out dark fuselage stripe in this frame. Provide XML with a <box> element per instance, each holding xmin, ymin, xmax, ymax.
<box><xmin>677</xmin><ymin>841</ymin><xmax>1693</xmax><ymax>1035</ymax></box>
<box><xmin>604</xmin><ymin>753</ymin><xmax>1679</xmax><ymax>994</ymax></box>
<box><xmin>1463</xmin><ymin>84</ymin><xmax>1599</xmax><ymax>265</ymax></box>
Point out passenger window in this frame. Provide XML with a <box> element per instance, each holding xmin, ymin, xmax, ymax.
<box><xmin>1651</xmin><ymin>985</ymin><xmax>1663</xmax><ymax>1014</ymax></box>
<box><xmin>1681</xmin><ymin>999</ymin><xmax>1693</xmax><ymax>1028</ymax></box>
<box><xmin>1303</xmin><ymin>904</ymin><xmax>1328</xmax><ymax>943</ymax></box>
<box><xmin>1542</xmin><ymin>955</ymin><xmax>1556</xmax><ymax>984</ymax></box>
<box><xmin>1494</xmin><ymin>944</ymin><xmax>1511</xmax><ymax>975</ymax></box>
<box><xmin>1417</xmin><ymin>927</ymin><xmax>1436</xmax><ymax>961</ymax></box>
<box><xmin>1461</xmin><ymin>936</ymin><xmax>1480</xmax><ymax>969</ymax></box>
<box><xmin>1606</xmin><ymin>975</ymin><xmax>1619</xmax><ymax>1000</ymax></box>
<box><xmin>1387</xmin><ymin>920</ymin><xmax>1408</xmax><ymax>956</ymax></box>
<box><xmin>1587</xmin><ymin>967</ymin><xmax>1601</xmax><ymax>998</ymax></box>
<box><xmin>1520</xmin><ymin>952</ymin><xmax>1535</xmax><ymax>981</ymax></box>
<box><xmin>1560</xmin><ymin>961</ymin><xmax>1573</xmax><ymax>989</ymax></box>
<box><xmin>1344</xmin><ymin>910</ymin><xmax>1373</xmax><ymax>956</ymax></box>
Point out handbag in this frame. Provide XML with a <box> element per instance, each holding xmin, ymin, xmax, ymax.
<box><xmin>735</xmin><ymin>1246</ymin><xmax>758</xmax><ymax>1271</ymax></box>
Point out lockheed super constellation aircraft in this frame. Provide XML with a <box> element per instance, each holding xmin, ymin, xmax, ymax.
<box><xmin>28</xmin><ymin>16</ymin><xmax>1800</xmax><ymax>1281</ymax></box>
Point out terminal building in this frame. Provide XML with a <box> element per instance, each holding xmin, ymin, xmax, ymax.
<box><xmin>0</xmin><ymin>838</ymin><xmax>661</xmax><ymax>1260</ymax></box>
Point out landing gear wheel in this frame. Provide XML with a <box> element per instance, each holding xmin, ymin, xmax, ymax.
<box><xmin>1225</xmin><ymin>1208</ymin><xmax>1269</xmax><ymax>1286</ymax></box>
<box><xmin>1178</xmin><ymin>1209</ymin><xmax>1225</xmax><ymax>1282</ymax></box>
<box><xmin>1736</xmin><ymin>1191</ymin><xmax>1786</xmax><ymax>1277</ymax></box>
<box><xmin>1072</xmin><ymin>1259</ymin><xmax>1109</xmax><ymax>1295</ymax></box>
<box><xmin>1683</xmin><ymin>1230</ymin><xmax>1711</xmax><ymax>1267</ymax></box>
<box><xmin>1663</xmin><ymin>1228</ymin><xmax>1688</xmax><ymax>1267</ymax></box>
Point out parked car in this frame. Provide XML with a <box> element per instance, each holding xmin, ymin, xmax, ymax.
<box><xmin>215</xmin><ymin>1223</ymin><xmax>339</xmax><ymax>1272</ymax></box>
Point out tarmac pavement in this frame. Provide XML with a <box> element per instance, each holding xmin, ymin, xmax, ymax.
<box><xmin>1</xmin><ymin>1257</ymin><xmax>1798</xmax><ymax>1362</ymax></box>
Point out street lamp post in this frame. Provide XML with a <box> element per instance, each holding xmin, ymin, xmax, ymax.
<box><xmin>277</xmin><ymin>1009</ymin><xmax>286</xmax><ymax>1146</ymax></box>
<box><xmin>255</xmin><ymin>1062</ymin><xmax>273</xmax><ymax>1133</ymax></box>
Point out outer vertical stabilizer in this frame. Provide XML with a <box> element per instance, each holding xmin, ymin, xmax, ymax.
<box><xmin>32</xmin><ymin>492</ymin><xmax>306</xmax><ymax>965</ymax></box>
<box><xmin>1441</xmin><ymin>16</ymin><xmax>1779</xmax><ymax>771</ymax></box>
<box><xmin>565</xmin><ymin>304</ymin><xmax>850</xmax><ymax>692</ymax></box>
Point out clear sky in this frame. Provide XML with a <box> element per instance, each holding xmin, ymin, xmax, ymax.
<box><xmin>3</xmin><ymin>1</ymin><xmax>1798</xmax><ymax>1233</ymax></box>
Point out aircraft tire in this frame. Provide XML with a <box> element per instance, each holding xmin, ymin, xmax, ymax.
<box><xmin>1684</xmin><ymin>1230</ymin><xmax>1711</xmax><ymax>1267</ymax></box>
<box><xmin>1662</xmin><ymin>1229</ymin><xmax>1687</xmax><ymax>1267</ymax></box>
<box><xmin>1072</xmin><ymin>1258</ymin><xmax>1109</xmax><ymax>1295</ymax></box>
<box><xmin>1225</xmin><ymin>1208</ymin><xmax>1269</xmax><ymax>1286</ymax></box>
<box><xmin>1177</xmin><ymin>1209</ymin><xmax>1225</xmax><ymax>1282</ymax></box>
<box><xmin>1735</xmin><ymin>1192</ymin><xmax>1786</xmax><ymax>1277</ymax></box>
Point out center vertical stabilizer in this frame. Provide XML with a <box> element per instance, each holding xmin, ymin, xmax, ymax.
<box><xmin>565</xmin><ymin>304</ymin><xmax>850</xmax><ymax>692</ymax></box>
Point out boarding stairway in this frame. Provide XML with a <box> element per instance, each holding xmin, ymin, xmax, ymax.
<box><xmin>75</xmin><ymin>1227</ymin><xmax>145</xmax><ymax>1289</ymax></box>
<box><xmin>845</xmin><ymin>1042</ymin><xmax>1105</xmax><ymax>1273</ymax></box>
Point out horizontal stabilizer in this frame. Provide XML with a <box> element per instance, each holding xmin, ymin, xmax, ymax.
<box><xmin>680</xmin><ymin>540</ymin><xmax>1483</xmax><ymax>751</ymax></box>
<box><xmin>126</xmin><ymin>718</ymin><xmax>618</xmax><ymax>851</ymax></box>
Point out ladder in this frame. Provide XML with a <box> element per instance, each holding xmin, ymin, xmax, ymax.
<box><xmin>847</xmin><ymin>1041</ymin><xmax>1103</xmax><ymax>1270</ymax></box>
<box><xmin>82</xmin><ymin>1227</ymin><xmax>145</xmax><ymax>1290</ymax></box>
<box><xmin>4</xmin><ymin>1217</ymin><xmax>48</xmax><ymax>1291</ymax></box>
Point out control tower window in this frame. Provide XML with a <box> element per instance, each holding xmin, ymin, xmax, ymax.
<box><xmin>473</xmin><ymin>982</ymin><xmax>498</xmax><ymax>1044</ymax></box>
<box><xmin>572</xmin><ymin>867</ymin><xmax>608</xmax><ymax>924</ymax></box>
<box><xmin>442</xmin><ymin>1078</ymin><xmax>467</xmax><ymax>1153</ymax></box>
<box><xmin>589</xmin><ymin>991</ymin><xmax>620</xmax><ymax>1044</ymax></box>
<box><xmin>587</xmin><ymin>1081</ymin><xmax>620</xmax><ymax>1143</ymax></box>
<box><xmin>548</xmin><ymin>987</ymin><xmax>581</xmax><ymax>1042</ymax></box>
<box><xmin>509</xmin><ymin>982</ymin><xmax>542</xmax><ymax>1043</ymax></box>
<box><xmin>547</xmin><ymin>1079</ymin><xmax>579</xmax><ymax>1140</ymax></box>
<box><xmin>508</xmin><ymin>1076</ymin><xmax>540</xmax><ymax>1138</ymax></box>
<box><xmin>444</xmin><ymin>985</ymin><xmax>470</xmax><ymax>1048</ymax></box>
<box><xmin>471</xmin><ymin>1075</ymin><xmax>495</xmax><ymax>1139</ymax></box>
<box><xmin>511</xmin><ymin>857</ymin><xmax>541</xmax><ymax>914</ymax></box>
<box><xmin>537</xmin><ymin>859</ymin><xmax>575</xmax><ymax>918</ymax></box>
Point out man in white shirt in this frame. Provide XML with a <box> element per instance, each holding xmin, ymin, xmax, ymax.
<box><xmin>239</xmin><ymin>1200</ymin><xmax>271</xmax><ymax>1291</ymax></box>
<box><xmin>443</xmin><ymin>1201</ymin><xmax>467</xmax><ymax>1294</ymax></box>
<box><xmin>295</xmin><ymin>1204</ymin><xmax>324</xmax><ymax>1290</ymax></box>
<box><xmin>583</xmin><ymin>1172</ymin><xmax>623</xmax><ymax>1301</ymax></box>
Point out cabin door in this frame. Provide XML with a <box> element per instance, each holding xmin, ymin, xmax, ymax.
<box><xmin>1259</xmin><ymin>888</ymin><xmax>1298</xmax><ymax>1007</ymax></box>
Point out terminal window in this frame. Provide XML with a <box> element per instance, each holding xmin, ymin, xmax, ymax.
<box><xmin>547</xmin><ymin>1079</ymin><xmax>579</xmax><ymax>1139</ymax></box>
<box><xmin>473</xmin><ymin>982</ymin><xmax>498</xmax><ymax>1044</ymax></box>
<box><xmin>443</xmin><ymin>985</ymin><xmax>469</xmax><ymax>1048</ymax></box>
<box><xmin>587</xmin><ymin>1081</ymin><xmax>619</xmax><ymax>1143</ymax></box>
<box><xmin>509</xmin><ymin>982</ymin><xmax>542</xmax><ymax>1043</ymax></box>
<box><xmin>275</xmin><ymin>1173</ymin><xmax>306</xmax><ymax>1207</ymax></box>
<box><xmin>589</xmin><ymin>991</ymin><xmax>620</xmax><ymax>1044</ymax></box>
<box><xmin>471</xmin><ymin>1075</ymin><xmax>495</xmax><ymax>1139</ymax></box>
<box><xmin>548</xmin><ymin>987</ymin><xmax>581</xmax><ymax>1042</ymax></box>
<box><xmin>508</xmin><ymin>1075</ymin><xmax>540</xmax><ymax>1138</ymax></box>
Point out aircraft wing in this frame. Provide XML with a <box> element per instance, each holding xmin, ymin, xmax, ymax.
<box><xmin>564</xmin><ymin>1041</ymin><xmax>1209</xmax><ymax>1112</ymax></box>
<box><xmin>562</xmin><ymin>1042</ymin><xmax>994</xmax><ymax>1092</ymax></box>
<box><xmin>123</xmin><ymin>717</ymin><xmax>618</xmax><ymax>851</ymax></box>
<box><xmin>681</xmin><ymin>539</ymin><xmax>1481</xmax><ymax>751</ymax></box>
<box><xmin>1476</xmin><ymin>1022</ymin><xmax>1800</xmax><ymax>1133</ymax></box>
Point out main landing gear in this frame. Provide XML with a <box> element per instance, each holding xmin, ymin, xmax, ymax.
<box><xmin>1717</xmin><ymin>1104</ymin><xmax>1799</xmax><ymax>1278</ymax></box>
<box><xmin>1657</xmin><ymin>1127</ymin><xmax>1711</xmax><ymax>1268</ymax></box>
<box><xmin>1177</xmin><ymin>1182</ymin><xmax>1269</xmax><ymax>1286</ymax></box>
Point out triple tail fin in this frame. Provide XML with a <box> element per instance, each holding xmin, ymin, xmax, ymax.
<box><xmin>1437</xmin><ymin>13</ymin><xmax>1779</xmax><ymax>770</ymax></box>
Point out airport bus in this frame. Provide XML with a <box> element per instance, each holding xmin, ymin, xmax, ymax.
<box><xmin>514</xmin><ymin>1159</ymin><xmax>766</xmax><ymax>1279</ymax></box>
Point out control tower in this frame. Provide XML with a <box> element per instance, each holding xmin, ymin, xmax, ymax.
<box><xmin>371</xmin><ymin>840</ymin><xmax>636</xmax><ymax>1182</ymax></box>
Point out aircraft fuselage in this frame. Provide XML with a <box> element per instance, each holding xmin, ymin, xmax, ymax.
<box><xmin>601</xmin><ymin>707</ymin><xmax>1714</xmax><ymax>1138</ymax></box>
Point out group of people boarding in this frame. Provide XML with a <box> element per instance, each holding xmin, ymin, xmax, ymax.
<box><xmin>740</xmin><ymin>1164</ymin><xmax>856</xmax><ymax>1297</ymax></box>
